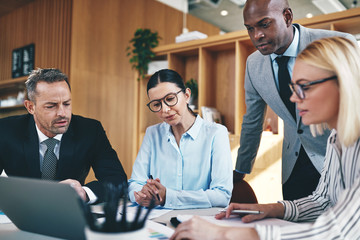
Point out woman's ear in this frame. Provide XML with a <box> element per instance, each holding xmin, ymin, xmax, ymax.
<box><xmin>185</xmin><ymin>88</ymin><xmax>192</xmax><ymax>103</ymax></box>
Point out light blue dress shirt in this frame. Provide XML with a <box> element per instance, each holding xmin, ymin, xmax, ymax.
<box><xmin>128</xmin><ymin>115</ymin><xmax>233</xmax><ymax>209</ymax></box>
<box><xmin>270</xmin><ymin>26</ymin><xmax>300</xmax><ymax>91</ymax></box>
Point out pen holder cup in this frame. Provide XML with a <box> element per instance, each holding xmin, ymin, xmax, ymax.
<box><xmin>85</xmin><ymin>226</ymin><xmax>148</xmax><ymax>240</ymax></box>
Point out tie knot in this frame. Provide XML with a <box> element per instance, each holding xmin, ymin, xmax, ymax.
<box><xmin>43</xmin><ymin>138</ymin><xmax>58</xmax><ymax>151</ymax></box>
<box><xmin>276</xmin><ymin>56</ymin><xmax>290</xmax><ymax>66</ymax></box>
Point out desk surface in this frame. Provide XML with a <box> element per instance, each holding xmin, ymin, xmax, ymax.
<box><xmin>0</xmin><ymin>207</ymin><xmax>297</xmax><ymax>239</ymax></box>
<box><xmin>0</xmin><ymin>223</ymin><xmax>62</xmax><ymax>240</ymax></box>
<box><xmin>0</xmin><ymin>208</ymin><xmax>222</xmax><ymax>240</ymax></box>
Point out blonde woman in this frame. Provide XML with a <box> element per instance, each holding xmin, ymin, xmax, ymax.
<box><xmin>171</xmin><ymin>37</ymin><xmax>360</xmax><ymax>240</ymax></box>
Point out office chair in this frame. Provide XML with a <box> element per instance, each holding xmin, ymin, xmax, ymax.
<box><xmin>230</xmin><ymin>170</ymin><xmax>258</xmax><ymax>204</ymax></box>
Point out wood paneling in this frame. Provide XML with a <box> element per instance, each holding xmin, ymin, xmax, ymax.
<box><xmin>70</xmin><ymin>0</ymin><xmax>220</xmax><ymax>177</ymax></box>
<box><xmin>0</xmin><ymin>0</ymin><xmax>34</xmax><ymax>18</ymax></box>
<box><xmin>0</xmin><ymin>0</ymin><xmax>72</xmax><ymax>81</ymax></box>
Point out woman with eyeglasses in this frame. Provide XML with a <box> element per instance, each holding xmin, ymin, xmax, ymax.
<box><xmin>128</xmin><ymin>69</ymin><xmax>233</xmax><ymax>209</ymax></box>
<box><xmin>170</xmin><ymin>37</ymin><xmax>360</xmax><ymax>240</ymax></box>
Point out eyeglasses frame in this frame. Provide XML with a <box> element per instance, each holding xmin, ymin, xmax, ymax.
<box><xmin>147</xmin><ymin>89</ymin><xmax>184</xmax><ymax>112</ymax></box>
<box><xmin>289</xmin><ymin>75</ymin><xmax>337</xmax><ymax>100</ymax></box>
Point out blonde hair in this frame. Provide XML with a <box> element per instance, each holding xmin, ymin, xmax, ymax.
<box><xmin>297</xmin><ymin>37</ymin><xmax>360</xmax><ymax>146</ymax></box>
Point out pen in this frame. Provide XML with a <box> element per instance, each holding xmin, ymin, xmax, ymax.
<box><xmin>149</xmin><ymin>175</ymin><xmax>161</xmax><ymax>202</ymax></box>
<box><xmin>219</xmin><ymin>209</ymin><xmax>264</xmax><ymax>215</ymax></box>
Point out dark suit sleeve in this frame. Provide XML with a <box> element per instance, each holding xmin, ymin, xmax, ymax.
<box><xmin>0</xmin><ymin>156</ymin><xmax>3</xmax><ymax>175</ymax></box>
<box><xmin>85</xmin><ymin>121</ymin><xmax>127</xmax><ymax>202</ymax></box>
<box><xmin>0</xmin><ymin>122</ymin><xmax>4</xmax><ymax>175</ymax></box>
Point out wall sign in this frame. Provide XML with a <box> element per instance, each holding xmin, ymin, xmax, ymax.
<box><xmin>12</xmin><ymin>43</ymin><xmax>35</xmax><ymax>78</ymax></box>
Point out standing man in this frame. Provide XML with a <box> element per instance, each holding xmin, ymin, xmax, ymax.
<box><xmin>235</xmin><ymin>0</ymin><xmax>356</xmax><ymax>200</ymax></box>
<box><xmin>0</xmin><ymin>68</ymin><xmax>127</xmax><ymax>203</ymax></box>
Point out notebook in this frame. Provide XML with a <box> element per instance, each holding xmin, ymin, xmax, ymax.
<box><xmin>0</xmin><ymin>176</ymin><xmax>86</xmax><ymax>240</ymax></box>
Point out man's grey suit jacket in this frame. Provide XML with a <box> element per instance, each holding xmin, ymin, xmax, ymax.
<box><xmin>236</xmin><ymin>24</ymin><xmax>356</xmax><ymax>183</ymax></box>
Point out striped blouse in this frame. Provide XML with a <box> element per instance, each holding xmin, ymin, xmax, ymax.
<box><xmin>255</xmin><ymin>129</ymin><xmax>360</xmax><ymax>239</ymax></box>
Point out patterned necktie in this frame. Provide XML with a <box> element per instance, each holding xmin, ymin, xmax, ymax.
<box><xmin>41</xmin><ymin>138</ymin><xmax>59</xmax><ymax>180</ymax></box>
<box><xmin>276</xmin><ymin>56</ymin><xmax>296</xmax><ymax>120</ymax></box>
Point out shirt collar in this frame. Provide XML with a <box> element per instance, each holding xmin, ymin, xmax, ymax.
<box><xmin>186</xmin><ymin>115</ymin><xmax>202</xmax><ymax>140</ymax></box>
<box><xmin>166</xmin><ymin>115</ymin><xmax>202</xmax><ymax>141</ymax></box>
<box><xmin>270</xmin><ymin>25</ymin><xmax>299</xmax><ymax>61</ymax></box>
<box><xmin>35</xmin><ymin>123</ymin><xmax>63</xmax><ymax>143</ymax></box>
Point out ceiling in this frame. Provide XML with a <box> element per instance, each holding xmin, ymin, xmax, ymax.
<box><xmin>189</xmin><ymin>0</ymin><xmax>360</xmax><ymax>32</ymax></box>
<box><xmin>0</xmin><ymin>0</ymin><xmax>358</xmax><ymax>33</ymax></box>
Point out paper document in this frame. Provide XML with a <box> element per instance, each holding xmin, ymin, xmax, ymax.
<box><xmin>176</xmin><ymin>214</ymin><xmax>299</xmax><ymax>228</ymax></box>
<box><xmin>146</xmin><ymin>220</ymin><xmax>174</xmax><ymax>239</ymax></box>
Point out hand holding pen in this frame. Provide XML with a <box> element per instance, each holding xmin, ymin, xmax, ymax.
<box><xmin>215</xmin><ymin>202</ymin><xmax>273</xmax><ymax>223</ymax></box>
<box><xmin>149</xmin><ymin>175</ymin><xmax>161</xmax><ymax>202</ymax></box>
<box><xmin>134</xmin><ymin>175</ymin><xmax>165</xmax><ymax>207</ymax></box>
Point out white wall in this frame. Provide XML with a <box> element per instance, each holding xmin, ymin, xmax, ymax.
<box><xmin>156</xmin><ymin>0</ymin><xmax>188</xmax><ymax>13</ymax></box>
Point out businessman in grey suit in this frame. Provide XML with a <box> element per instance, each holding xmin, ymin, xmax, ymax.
<box><xmin>234</xmin><ymin>0</ymin><xmax>356</xmax><ymax>200</ymax></box>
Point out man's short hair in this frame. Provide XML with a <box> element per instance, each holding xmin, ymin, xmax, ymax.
<box><xmin>25</xmin><ymin>68</ymin><xmax>71</xmax><ymax>102</ymax></box>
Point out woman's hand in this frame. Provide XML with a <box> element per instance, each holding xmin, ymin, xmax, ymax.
<box><xmin>170</xmin><ymin>216</ymin><xmax>259</xmax><ymax>240</ymax></box>
<box><xmin>215</xmin><ymin>202</ymin><xmax>285</xmax><ymax>223</ymax></box>
<box><xmin>134</xmin><ymin>178</ymin><xmax>166</xmax><ymax>206</ymax></box>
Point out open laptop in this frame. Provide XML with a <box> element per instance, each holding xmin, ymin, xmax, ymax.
<box><xmin>0</xmin><ymin>176</ymin><xmax>86</xmax><ymax>240</ymax></box>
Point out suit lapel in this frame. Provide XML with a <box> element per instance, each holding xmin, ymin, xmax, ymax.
<box><xmin>24</xmin><ymin>116</ymin><xmax>41</xmax><ymax>178</ymax></box>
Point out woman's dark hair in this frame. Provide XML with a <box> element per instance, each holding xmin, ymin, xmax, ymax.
<box><xmin>147</xmin><ymin>69</ymin><xmax>186</xmax><ymax>92</ymax></box>
<box><xmin>147</xmin><ymin>69</ymin><xmax>196</xmax><ymax>116</ymax></box>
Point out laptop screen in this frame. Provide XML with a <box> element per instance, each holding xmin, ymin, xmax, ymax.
<box><xmin>0</xmin><ymin>176</ymin><xmax>86</xmax><ymax>240</ymax></box>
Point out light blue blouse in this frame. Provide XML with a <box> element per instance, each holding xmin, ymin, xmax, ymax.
<box><xmin>128</xmin><ymin>115</ymin><xmax>233</xmax><ymax>209</ymax></box>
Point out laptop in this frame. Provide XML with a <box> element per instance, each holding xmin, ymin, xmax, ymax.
<box><xmin>0</xmin><ymin>176</ymin><xmax>86</xmax><ymax>240</ymax></box>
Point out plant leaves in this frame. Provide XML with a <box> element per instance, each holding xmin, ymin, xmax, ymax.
<box><xmin>126</xmin><ymin>28</ymin><xmax>161</xmax><ymax>81</ymax></box>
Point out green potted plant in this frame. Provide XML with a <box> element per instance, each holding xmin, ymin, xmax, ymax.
<box><xmin>185</xmin><ymin>78</ymin><xmax>198</xmax><ymax>109</ymax></box>
<box><xmin>126</xmin><ymin>28</ymin><xmax>161</xmax><ymax>81</ymax></box>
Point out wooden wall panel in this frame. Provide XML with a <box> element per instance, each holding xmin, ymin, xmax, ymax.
<box><xmin>0</xmin><ymin>0</ymin><xmax>72</xmax><ymax>81</ymax></box>
<box><xmin>214</xmin><ymin>50</ymin><xmax>235</xmax><ymax>133</ymax></box>
<box><xmin>70</xmin><ymin>0</ymin><xmax>220</xmax><ymax>177</ymax></box>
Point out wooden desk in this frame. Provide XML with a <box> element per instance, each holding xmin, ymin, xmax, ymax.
<box><xmin>0</xmin><ymin>208</ymin><xmax>221</xmax><ymax>240</ymax></box>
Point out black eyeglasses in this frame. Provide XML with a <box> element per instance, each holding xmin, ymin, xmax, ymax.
<box><xmin>289</xmin><ymin>75</ymin><xmax>337</xmax><ymax>100</ymax></box>
<box><xmin>147</xmin><ymin>90</ymin><xmax>183</xmax><ymax>112</ymax></box>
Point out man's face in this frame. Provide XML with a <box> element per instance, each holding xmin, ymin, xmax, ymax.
<box><xmin>25</xmin><ymin>81</ymin><xmax>72</xmax><ymax>138</ymax></box>
<box><xmin>243</xmin><ymin>0</ymin><xmax>293</xmax><ymax>55</ymax></box>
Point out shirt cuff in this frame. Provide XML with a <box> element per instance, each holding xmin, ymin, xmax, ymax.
<box><xmin>278</xmin><ymin>200</ymin><xmax>298</xmax><ymax>222</ymax></box>
<box><xmin>163</xmin><ymin>188</ymin><xmax>176</xmax><ymax>209</ymax></box>
<box><xmin>83</xmin><ymin>186</ymin><xmax>97</xmax><ymax>204</ymax></box>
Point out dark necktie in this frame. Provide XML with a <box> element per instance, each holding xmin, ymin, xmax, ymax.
<box><xmin>41</xmin><ymin>138</ymin><xmax>59</xmax><ymax>180</ymax></box>
<box><xmin>276</xmin><ymin>56</ymin><xmax>296</xmax><ymax>120</ymax></box>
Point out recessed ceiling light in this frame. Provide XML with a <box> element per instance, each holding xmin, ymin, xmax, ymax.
<box><xmin>220</xmin><ymin>10</ymin><xmax>228</xmax><ymax>16</ymax></box>
<box><xmin>306</xmin><ymin>13</ymin><xmax>313</xmax><ymax>18</ymax></box>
